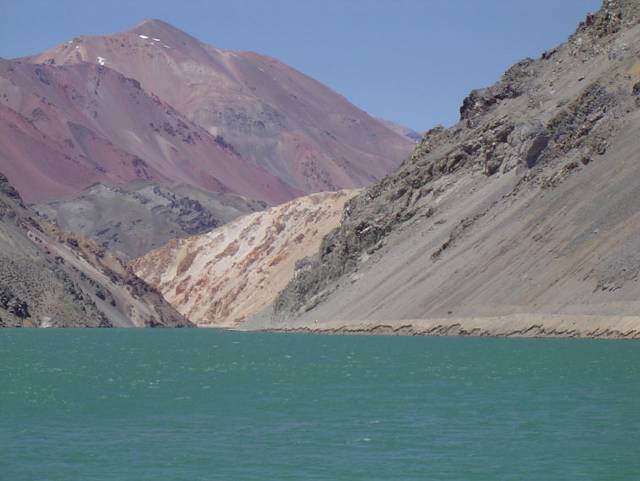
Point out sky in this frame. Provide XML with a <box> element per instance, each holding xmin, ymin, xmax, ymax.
<box><xmin>0</xmin><ymin>0</ymin><xmax>601</xmax><ymax>131</ymax></box>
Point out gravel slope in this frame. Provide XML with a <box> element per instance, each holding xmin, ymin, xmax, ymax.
<box><xmin>252</xmin><ymin>1</ymin><xmax>640</xmax><ymax>337</ymax></box>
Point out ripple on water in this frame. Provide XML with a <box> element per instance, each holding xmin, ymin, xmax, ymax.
<box><xmin>0</xmin><ymin>330</ymin><xmax>638</xmax><ymax>481</ymax></box>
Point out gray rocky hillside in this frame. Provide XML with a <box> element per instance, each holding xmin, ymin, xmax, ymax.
<box><xmin>0</xmin><ymin>174</ymin><xmax>191</xmax><ymax>327</ymax></box>
<box><xmin>34</xmin><ymin>182</ymin><xmax>265</xmax><ymax>260</ymax></box>
<box><xmin>267</xmin><ymin>0</ymin><xmax>640</xmax><ymax>325</ymax></box>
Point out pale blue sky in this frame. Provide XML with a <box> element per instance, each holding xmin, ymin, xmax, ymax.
<box><xmin>0</xmin><ymin>0</ymin><xmax>601</xmax><ymax>130</ymax></box>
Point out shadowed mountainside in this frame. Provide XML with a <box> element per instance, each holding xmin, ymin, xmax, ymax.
<box><xmin>0</xmin><ymin>174</ymin><xmax>191</xmax><ymax>327</ymax></box>
<box><xmin>33</xmin><ymin>181</ymin><xmax>265</xmax><ymax>260</ymax></box>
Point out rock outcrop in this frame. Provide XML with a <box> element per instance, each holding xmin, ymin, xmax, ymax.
<box><xmin>265</xmin><ymin>1</ymin><xmax>640</xmax><ymax>330</ymax></box>
<box><xmin>131</xmin><ymin>190</ymin><xmax>356</xmax><ymax>327</ymax></box>
<box><xmin>0</xmin><ymin>174</ymin><xmax>191</xmax><ymax>327</ymax></box>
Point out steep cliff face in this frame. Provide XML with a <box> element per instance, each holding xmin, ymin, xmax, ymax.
<box><xmin>24</xmin><ymin>19</ymin><xmax>414</xmax><ymax>195</ymax></box>
<box><xmin>0</xmin><ymin>174</ymin><xmax>191</xmax><ymax>327</ymax></box>
<box><xmin>131</xmin><ymin>190</ymin><xmax>356</xmax><ymax>327</ymax></box>
<box><xmin>34</xmin><ymin>182</ymin><xmax>265</xmax><ymax>260</ymax></box>
<box><xmin>267</xmin><ymin>1</ymin><xmax>640</xmax><ymax>330</ymax></box>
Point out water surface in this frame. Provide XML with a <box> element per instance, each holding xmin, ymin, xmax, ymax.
<box><xmin>1</xmin><ymin>329</ymin><xmax>638</xmax><ymax>480</ymax></box>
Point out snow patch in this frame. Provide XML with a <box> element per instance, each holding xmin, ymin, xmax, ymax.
<box><xmin>163</xmin><ymin>44</ymin><xmax>171</xmax><ymax>49</ymax></box>
<box><xmin>138</xmin><ymin>35</ymin><xmax>149</xmax><ymax>39</ymax></box>
<box><xmin>97</xmin><ymin>56</ymin><xmax>106</xmax><ymax>66</ymax></box>
<box><xmin>152</xmin><ymin>38</ymin><xmax>161</xmax><ymax>42</ymax></box>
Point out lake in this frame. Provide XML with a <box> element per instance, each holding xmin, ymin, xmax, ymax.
<box><xmin>1</xmin><ymin>329</ymin><xmax>638</xmax><ymax>480</ymax></box>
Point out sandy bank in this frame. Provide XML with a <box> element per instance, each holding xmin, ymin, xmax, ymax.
<box><xmin>241</xmin><ymin>314</ymin><xmax>640</xmax><ymax>339</ymax></box>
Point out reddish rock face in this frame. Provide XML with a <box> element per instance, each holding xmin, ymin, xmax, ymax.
<box><xmin>0</xmin><ymin>59</ymin><xmax>300</xmax><ymax>204</ymax></box>
<box><xmin>22</xmin><ymin>20</ymin><xmax>414</xmax><ymax>197</ymax></box>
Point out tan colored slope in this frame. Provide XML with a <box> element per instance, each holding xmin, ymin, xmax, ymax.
<box><xmin>131</xmin><ymin>190</ymin><xmax>357</xmax><ymax>326</ymax></box>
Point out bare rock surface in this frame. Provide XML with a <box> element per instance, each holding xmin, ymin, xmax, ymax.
<box><xmin>24</xmin><ymin>20</ymin><xmax>414</xmax><ymax>196</ymax></box>
<box><xmin>0</xmin><ymin>59</ymin><xmax>298</xmax><ymax>204</ymax></box>
<box><xmin>255</xmin><ymin>0</ymin><xmax>640</xmax><ymax>336</ymax></box>
<box><xmin>33</xmin><ymin>181</ymin><xmax>265</xmax><ymax>260</ymax></box>
<box><xmin>0</xmin><ymin>174</ymin><xmax>191</xmax><ymax>327</ymax></box>
<box><xmin>132</xmin><ymin>190</ymin><xmax>356</xmax><ymax>327</ymax></box>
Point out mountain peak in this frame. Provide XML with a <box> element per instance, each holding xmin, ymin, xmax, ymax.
<box><xmin>14</xmin><ymin>16</ymin><xmax>414</xmax><ymax>200</ymax></box>
<box><xmin>132</xmin><ymin>18</ymin><xmax>177</xmax><ymax>31</ymax></box>
<box><xmin>129</xmin><ymin>18</ymin><xmax>197</xmax><ymax>44</ymax></box>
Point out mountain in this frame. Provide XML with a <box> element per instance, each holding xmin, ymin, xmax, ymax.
<box><xmin>0</xmin><ymin>58</ymin><xmax>299</xmax><ymax>204</ymax></box>
<box><xmin>25</xmin><ymin>19</ymin><xmax>414</xmax><ymax>195</ymax></box>
<box><xmin>247</xmin><ymin>0</ymin><xmax>640</xmax><ymax>338</ymax></box>
<box><xmin>0</xmin><ymin>174</ymin><xmax>191</xmax><ymax>327</ymax></box>
<box><xmin>377</xmin><ymin>118</ymin><xmax>422</xmax><ymax>141</ymax></box>
<box><xmin>131</xmin><ymin>190</ymin><xmax>356</xmax><ymax>327</ymax></box>
<box><xmin>33</xmin><ymin>181</ymin><xmax>265</xmax><ymax>260</ymax></box>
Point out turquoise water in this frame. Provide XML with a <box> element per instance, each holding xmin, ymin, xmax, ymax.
<box><xmin>0</xmin><ymin>330</ymin><xmax>638</xmax><ymax>481</ymax></box>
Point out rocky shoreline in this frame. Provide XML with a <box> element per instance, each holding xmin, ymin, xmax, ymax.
<box><xmin>245</xmin><ymin>315</ymin><xmax>640</xmax><ymax>339</ymax></box>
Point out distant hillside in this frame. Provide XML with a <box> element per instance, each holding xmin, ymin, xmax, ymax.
<box><xmin>0</xmin><ymin>59</ymin><xmax>299</xmax><ymax>204</ymax></box>
<box><xmin>20</xmin><ymin>19</ymin><xmax>414</xmax><ymax>197</ymax></box>
<box><xmin>34</xmin><ymin>182</ymin><xmax>265</xmax><ymax>260</ymax></box>
<box><xmin>0</xmin><ymin>174</ymin><xmax>191</xmax><ymax>327</ymax></box>
<box><xmin>377</xmin><ymin>118</ymin><xmax>422</xmax><ymax>141</ymax></box>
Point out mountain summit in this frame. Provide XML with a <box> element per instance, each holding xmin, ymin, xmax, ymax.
<box><xmin>21</xmin><ymin>20</ymin><xmax>413</xmax><ymax>197</ymax></box>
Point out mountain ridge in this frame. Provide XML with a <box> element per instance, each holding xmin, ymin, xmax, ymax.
<box><xmin>0</xmin><ymin>173</ymin><xmax>192</xmax><ymax>327</ymax></box>
<box><xmin>0</xmin><ymin>58</ymin><xmax>300</xmax><ymax>203</ymax></box>
<box><xmin>24</xmin><ymin>19</ymin><xmax>414</xmax><ymax>195</ymax></box>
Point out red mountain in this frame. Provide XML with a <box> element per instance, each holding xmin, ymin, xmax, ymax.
<box><xmin>0</xmin><ymin>59</ymin><xmax>300</xmax><ymax>203</ymax></box>
<box><xmin>24</xmin><ymin>19</ymin><xmax>414</xmax><ymax>195</ymax></box>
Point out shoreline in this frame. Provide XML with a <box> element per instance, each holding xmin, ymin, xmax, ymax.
<box><xmin>241</xmin><ymin>314</ymin><xmax>640</xmax><ymax>339</ymax></box>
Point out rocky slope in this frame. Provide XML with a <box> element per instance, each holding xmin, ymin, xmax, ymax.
<box><xmin>33</xmin><ymin>181</ymin><xmax>264</xmax><ymax>260</ymax></box>
<box><xmin>0</xmin><ymin>174</ymin><xmax>191</xmax><ymax>327</ymax></box>
<box><xmin>0</xmin><ymin>59</ymin><xmax>298</xmax><ymax>204</ymax></box>
<box><xmin>131</xmin><ymin>190</ymin><xmax>356</xmax><ymax>327</ymax></box>
<box><xmin>25</xmin><ymin>20</ymin><xmax>414</xmax><ymax>194</ymax></box>
<box><xmin>253</xmin><ymin>0</ymin><xmax>640</xmax><ymax>337</ymax></box>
